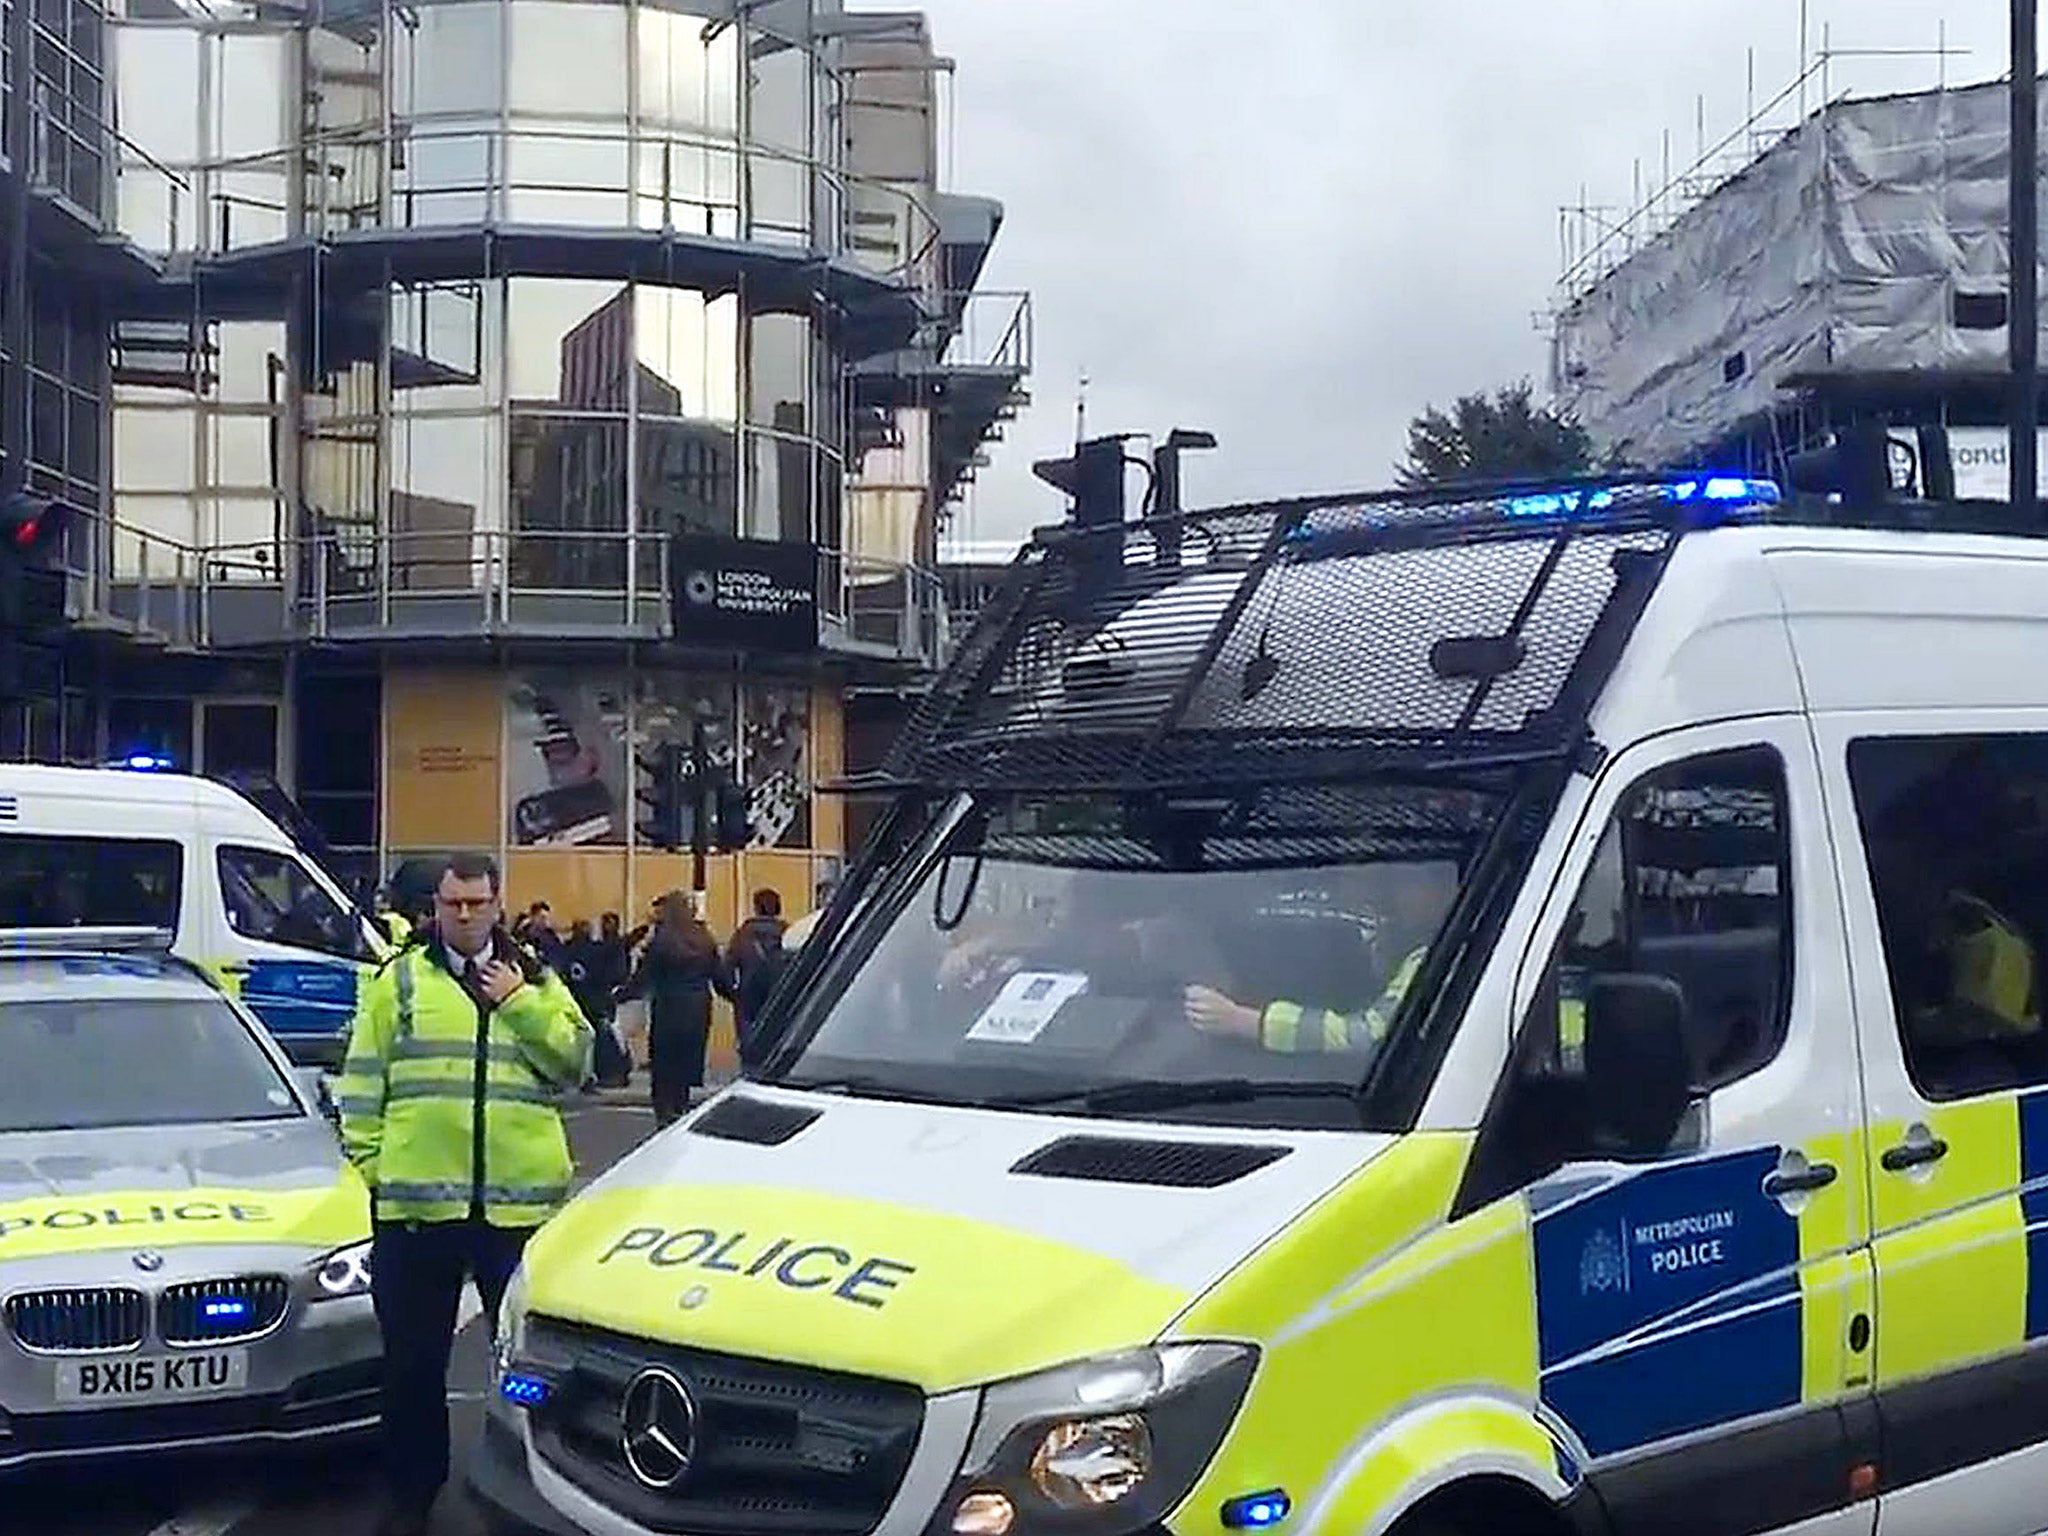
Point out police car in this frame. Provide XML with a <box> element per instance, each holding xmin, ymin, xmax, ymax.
<box><xmin>474</xmin><ymin>480</ymin><xmax>2048</xmax><ymax>1536</ymax></box>
<box><xmin>0</xmin><ymin>927</ymin><xmax>378</xmax><ymax>1470</ymax></box>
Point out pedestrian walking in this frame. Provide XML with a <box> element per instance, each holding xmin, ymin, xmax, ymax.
<box><xmin>334</xmin><ymin>851</ymin><xmax>593</xmax><ymax>1536</ymax></box>
<box><xmin>725</xmin><ymin>888</ymin><xmax>789</xmax><ymax>1075</ymax></box>
<box><xmin>620</xmin><ymin>892</ymin><xmax>729</xmax><ymax>1126</ymax></box>
<box><xmin>566</xmin><ymin>918</ymin><xmax>632</xmax><ymax>1087</ymax></box>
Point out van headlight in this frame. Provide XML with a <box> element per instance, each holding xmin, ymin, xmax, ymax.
<box><xmin>933</xmin><ymin>1344</ymin><xmax>1256</xmax><ymax>1535</ymax></box>
<box><xmin>312</xmin><ymin>1240</ymin><xmax>372</xmax><ymax>1301</ymax></box>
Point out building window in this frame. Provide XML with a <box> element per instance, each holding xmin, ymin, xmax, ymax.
<box><xmin>1954</xmin><ymin>290</ymin><xmax>2009</xmax><ymax>331</ymax></box>
<box><xmin>1849</xmin><ymin>734</ymin><xmax>2048</xmax><ymax>1100</ymax></box>
<box><xmin>1722</xmin><ymin>351</ymin><xmax>1747</xmax><ymax>384</ymax></box>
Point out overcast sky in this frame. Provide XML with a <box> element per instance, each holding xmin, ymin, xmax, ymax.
<box><xmin>915</xmin><ymin>0</ymin><xmax>2019</xmax><ymax>550</ymax></box>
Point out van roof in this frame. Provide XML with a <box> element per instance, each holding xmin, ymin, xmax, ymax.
<box><xmin>0</xmin><ymin>762</ymin><xmax>254</xmax><ymax>812</ymax></box>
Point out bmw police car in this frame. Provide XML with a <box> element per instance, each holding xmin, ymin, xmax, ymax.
<box><xmin>0</xmin><ymin>927</ymin><xmax>378</xmax><ymax>1469</ymax></box>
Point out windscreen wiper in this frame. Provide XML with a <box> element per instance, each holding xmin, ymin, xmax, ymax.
<box><xmin>984</xmin><ymin>1078</ymin><xmax>1367</xmax><ymax>1116</ymax></box>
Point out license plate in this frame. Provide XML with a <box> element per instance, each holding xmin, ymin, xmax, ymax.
<box><xmin>52</xmin><ymin>1349</ymin><xmax>249</xmax><ymax>1404</ymax></box>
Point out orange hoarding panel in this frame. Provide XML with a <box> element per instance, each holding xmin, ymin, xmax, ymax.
<box><xmin>387</xmin><ymin>669</ymin><xmax>503</xmax><ymax>849</ymax></box>
<box><xmin>811</xmin><ymin>684</ymin><xmax>845</xmax><ymax>856</ymax></box>
<box><xmin>503</xmin><ymin>851</ymin><xmax>630</xmax><ymax>929</ymax></box>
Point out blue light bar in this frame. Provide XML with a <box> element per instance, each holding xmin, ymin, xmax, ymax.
<box><xmin>202</xmin><ymin>1298</ymin><xmax>250</xmax><ymax>1320</ymax></box>
<box><xmin>1502</xmin><ymin>478</ymin><xmax>1781</xmax><ymax>519</ymax></box>
<box><xmin>1221</xmin><ymin>1491</ymin><xmax>1291</xmax><ymax>1529</ymax></box>
<box><xmin>500</xmin><ymin>1371</ymin><xmax>552</xmax><ymax>1408</ymax></box>
<box><xmin>109</xmin><ymin>753</ymin><xmax>175</xmax><ymax>772</ymax></box>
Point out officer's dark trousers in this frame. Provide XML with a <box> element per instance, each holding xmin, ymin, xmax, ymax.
<box><xmin>372</xmin><ymin>1218</ymin><xmax>535</xmax><ymax>1511</ymax></box>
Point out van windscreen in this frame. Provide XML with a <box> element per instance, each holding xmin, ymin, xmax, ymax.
<box><xmin>777</xmin><ymin>782</ymin><xmax>1502</xmax><ymax>1128</ymax></box>
<box><xmin>0</xmin><ymin>836</ymin><xmax>181</xmax><ymax>929</ymax></box>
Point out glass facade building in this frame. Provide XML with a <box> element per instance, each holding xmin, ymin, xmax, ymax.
<box><xmin>0</xmin><ymin>0</ymin><xmax>1029</xmax><ymax>964</ymax></box>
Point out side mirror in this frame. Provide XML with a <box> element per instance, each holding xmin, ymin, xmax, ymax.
<box><xmin>296</xmin><ymin>1066</ymin><xmax>340</xmax><ymax>1127</ymax></box>
<box><xmin>1584</xmin><ymin>973</ymin><xmax>1695</xmax><ymax>1157</ymax></box>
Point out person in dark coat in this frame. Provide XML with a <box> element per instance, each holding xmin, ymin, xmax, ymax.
<box><xmin>725</xmin><ymin>889</ymin><xmax>789</xmax><ymax>1075</ymax></box>
<box><xmin>564</xmin><ymin>920</ymin><xmax>630</xmax><ymax>1088</ymax></box>
<box><xmin>620</xmin><ymin>893</ymin><xmax>730</xmax><ymax>1126</ymax></box>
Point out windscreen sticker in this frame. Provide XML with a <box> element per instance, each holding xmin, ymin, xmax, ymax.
<box><xmin>965</xmin><ymin>971</ymin><xmax>1089</xmax><ymax>1043</ymax></box>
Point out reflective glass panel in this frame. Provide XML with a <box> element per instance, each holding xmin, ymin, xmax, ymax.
<box><xmin>634</xmin><ymin>287</ymin><xmax>738</xmax><ymax>421</ymax></box>
<box><xmin>395</xmin><ymin>1</ymin><xmax>504</xmax><ymax>118</ymax></box>
<box><xmin>639</xmin><ymin>418</ymin><xmax>737</xmax><ymax>539</ymax></box>
<box><xmin>508</xmin><ymin>0</ymin><xmax>627</xmax><ymax>118</ymax></box>
<box><xmin>507</xmin><ymin>278</ymin><xmax>637</xmax><ymax>405</ymax></box>
<box><xmin>636</xmin><ymin>2</ymin><xmax>738</xmax><ymax>131</ymax></box>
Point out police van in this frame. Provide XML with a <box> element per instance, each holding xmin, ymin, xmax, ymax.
<box><xmin>0</xmin><ymin>763</ymin><xmax>387</xmax><ymax>1064</ymax></box>
<box><xmin>474</xmin><ymin>478</ymin><xmax>2048</xmax><ymax>1536</ymax></box>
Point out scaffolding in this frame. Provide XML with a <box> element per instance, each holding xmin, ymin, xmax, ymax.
<box><xmin>1540</xmin><ymin>21</ymin><xmax>2048</xmax><ymax>472</ymax></box>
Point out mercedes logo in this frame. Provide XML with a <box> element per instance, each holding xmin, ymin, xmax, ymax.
<box><xmin>131</xmin><ymin>1251</ymin><xmax>164</xmax><ymax>1273</ymax></box>
<box><xmin>620</xmin><ymin>1367</ymin><xmax>698</xmax><ymax>1491</ymax></box>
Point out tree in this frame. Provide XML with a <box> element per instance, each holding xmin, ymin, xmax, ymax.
<box><xmin>1396</xmin><ymin>381</ymin><xmax>1595</xmax><ymax>489</ymax></box>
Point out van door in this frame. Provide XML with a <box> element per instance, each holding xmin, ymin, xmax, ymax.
<box><xmin>208</xmin><ymin>840</ymin><xmax>377</xmax><ymax>1066</ymax></box>
<box><xmin>1473</xmin><ymin>720</ymin><xmax>1875</xmax><ymax>1536</ymax></box>
<box><xmin>1814</xmin><ymin>715</ymin><xmax>2048</xmax><ymax>1534</ymax></box>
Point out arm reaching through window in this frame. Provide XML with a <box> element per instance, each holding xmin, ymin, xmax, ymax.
<box><xmin>1185</xmin><ymin>947</ymin><xmax>1424</xmax><ymax>1054</ymax></box>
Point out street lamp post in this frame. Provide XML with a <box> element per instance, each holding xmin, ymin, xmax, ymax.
<box><xmin>2014</xmin><ymin>0</ymin><xmax>2040</xmax><ymax>521</ymax></box>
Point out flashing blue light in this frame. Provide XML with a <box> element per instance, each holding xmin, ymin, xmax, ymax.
<box><xmin>1505</xmin><ymin>493</ymin><xmax>1570</xmax><ymax>519</ymax></box>
<box><xmin>1221</xmin><ymin>1492</ymin><xmax>1291</xmax><ymax>1530</ymax></box>
<box><xmin>500</xmin><ymin>1372</ymin><xmax>552</xmax><ymax>1408</ymax></box>
<box><xmin>1702</xmin><ymin>475</ymin><xmax>1780</xmax><ymax>503</ymax></box>
<box><xmin>112</xmin><ymin>752</ymin><xmax>174</xmax><ymax>772</ymax></box>
<box><xmin>201</xmin><ymin>1298</ymin><xmax>250</xmax><ymax>1321</ymax></box>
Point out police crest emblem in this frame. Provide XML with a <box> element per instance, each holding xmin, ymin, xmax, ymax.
<box><xmin>1579</xmin><ymin>1225</ymin><xmax>1625</xmax><ymax>1295</ymax></box>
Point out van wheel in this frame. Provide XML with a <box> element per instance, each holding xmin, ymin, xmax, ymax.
<box><xmin>1391</xmin><ymin>1477</ymin><xmax>1570</xmax><ymax>1536</ymax></box>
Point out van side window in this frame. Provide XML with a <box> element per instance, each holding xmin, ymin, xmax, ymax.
<box><xmin>217</xmin><ymin>846</ymin><xmax>367</xmax><ymax>962</ymax></box>
<box><xmin>1848</xmin><ymin>734</ymin><xmax>2048</xmax><ymax>1100</ymax></box>
<box><xmin>0</xmin><ymin>835</ymin><xmax>181</xmax><ymax>929</ymax></box>
<box><xmin>1522</xmin><ymin>747</ymin><xmax>1792</xmax><ymax>1141</ymax></box>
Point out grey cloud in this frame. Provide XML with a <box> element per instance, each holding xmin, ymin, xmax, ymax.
<box><xmin>916</xmin><ymin>0</ymin><xmax>2017</xmax><ymax>546</ymax></box>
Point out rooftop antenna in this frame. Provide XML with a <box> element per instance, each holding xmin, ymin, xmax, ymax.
<box><xmin>1075</xmin><ymin>367</ymin><xmax>1090</xmax><ymax>448</ymax></box>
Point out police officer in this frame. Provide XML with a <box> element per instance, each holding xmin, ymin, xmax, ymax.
<box><xmin>1183</xmin><ymin>870</ymin><xmax>1448</xmax><ymax>1053</ymax></box>
<box><xmin>335</xmin><ymin>851</ymin><xmax>593</xmax><ymax>1536</ymax></box>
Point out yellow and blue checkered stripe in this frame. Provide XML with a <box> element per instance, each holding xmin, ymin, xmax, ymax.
<box><xmin>2024</xmin><ymin>1089</ymin><xmax>2048</xmax><ymax>1339</ymax></box>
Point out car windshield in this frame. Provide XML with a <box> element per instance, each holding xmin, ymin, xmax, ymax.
<box><xmin>778</xmin><ymin>784</ymin><xmax>1498</xmax><ymax>1127</ymax></box>
<box><xmin>0</xmin><ymin>993</ymin><xmax>302</xmax><ymax>1133</ymax></box>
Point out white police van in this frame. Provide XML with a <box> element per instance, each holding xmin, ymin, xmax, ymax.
<box><xmin>476</xmin><ymin>478</ymin><xmax>2048</xmax><ymax>1536</ymax></box>
<box><xmin>0</xmin><ymin>763</ymin><xmax>386</xmax><ymax>1064</ymax></box>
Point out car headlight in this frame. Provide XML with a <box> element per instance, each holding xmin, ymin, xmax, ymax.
<box><xmin>311</xmin><ymin>1240</ymin><xmax>372</xmax><ymax>1301</ymax></box>
<box><xmin>495</xmin><ymin>1264</ymin><xmax>528</xmax><ymax>1364</ymax></box>
<box><xmin>931</xmin><ymin>1343</ymin><xmax>1257</xmax><ymax>1536</ymax></box>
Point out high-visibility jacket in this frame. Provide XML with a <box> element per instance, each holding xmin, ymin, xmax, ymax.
<box><xmin>336</xmin><ymin>936</ymin><xmax>593</xmax><ymax>1228</ymax></box>
<box><xmin>1939</xmin><ymin>890</ymin><xmax>2041</xmax><ymax>1036</ymax></box>
<box><xmin>378</xmin><ymin>911</ymin><xmax>413</xmax><ymax>946</ymax></box>
<box><xmin>1257</xmin><ymin>945</ymin><xmax>1425</xmax><ymax>1053</ymax></box>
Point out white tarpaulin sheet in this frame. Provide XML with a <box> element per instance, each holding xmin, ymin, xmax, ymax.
<box><xmin>1553</xmin><ymin>78</ymin><xmax>2043</xmax><ymax>464</ymax></box>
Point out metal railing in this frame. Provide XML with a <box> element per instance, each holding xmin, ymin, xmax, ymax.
<box><xmin>108</xmin><ymin>117</ymin><xmax>942</xmax><ymax>282</ymax></box>
<box><xmin>31</xmin><ymin>84</ymin><xmax>192</xmax><ymax>242</ymax></box>
<box><xmin>937</xmin><ymin>290</ymin><xmax>1033</xmax><ymax>374</ymax></box>
<box><xmin>87</xmin><ymin>512</ymin><xmax>944</xmax><ymax>664</ymax></box>
<box><xmin>818</xmin><ymin>548</ymin><xmax>945</xmax><ymax>663</ymax></box>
